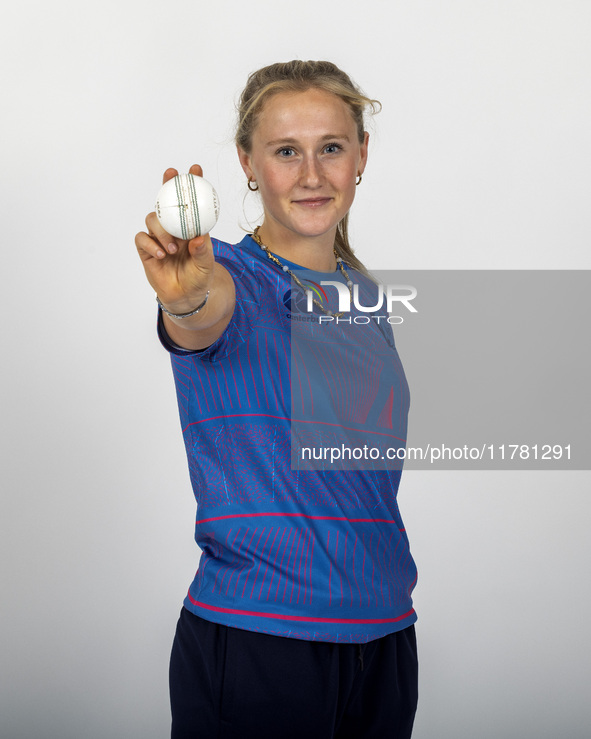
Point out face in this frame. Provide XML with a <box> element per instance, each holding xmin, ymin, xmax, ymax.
<box><xmin>238</xmin><ymin>88</ymin><xmax>369</xmax><ymax>247</ymax></box>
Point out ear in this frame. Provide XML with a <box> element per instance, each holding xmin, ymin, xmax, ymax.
<box><xmin>358</xmin><ymin>131</ymin><xmax>369</xmax><ymax>176</ymax></box>
<box><xmin>237</xmin><ymin>146</ymin><xmax>254</xmax><ymax>181</ymax></box>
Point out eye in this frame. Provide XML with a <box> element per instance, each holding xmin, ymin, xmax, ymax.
<box><xmin>323</xmin><ymin>142</ymin><xmax>343</xmax><ymax>154</ymax></box>
<box><xmin>276</xmin><ymin>147</ymin><xmax>296</xmax><ymax>158</ymax></box>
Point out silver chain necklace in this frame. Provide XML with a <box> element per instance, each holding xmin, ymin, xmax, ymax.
<box><xmin>251</xmin><ymin>226</ymin><xmax>353</xmax><ymax>317</ymax></box>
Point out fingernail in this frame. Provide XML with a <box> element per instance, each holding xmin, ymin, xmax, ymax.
<box><xmin>156</xmin><ymin>249</ymin><xmax>165</xmax><ymax>258</ymax></box>
<box><xmin>167</xmin><ymin>243</ymin><xmax>178</xmax><ymax>254</ymax></box>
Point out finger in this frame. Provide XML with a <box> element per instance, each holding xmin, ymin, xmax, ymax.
<box><xmin>135</xmin><ymin>230</ymin><xmax>167</xmax><ymax>261</ymax></box>
<box><xmin>145</xmin><ymin>212</ymin><xmax>180</xmax><ymax>254</ymax></box>
<box><xmin>187</xmin><ymin>233</ymin><xmax>214</xmax><ymax>268</ymax></box>
<box><xmin>188</xmin><ymin>163</ymin><xmax>204</xmax><ymax>178</ymax></box>
<box><xmin>163</xmin><ymin>167</ymin><xmax>179</xmax><ymax>185</ymax></box>
<box><xmin>187</xmin><ymin>234</ymin><xmax>207</xmax><ymax>254</ymax></box>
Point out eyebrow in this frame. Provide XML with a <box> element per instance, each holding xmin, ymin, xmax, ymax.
<box><xmin>265</xmin><ymin>134</ymin><xmax>351</xmax><ymax>147</ymax></box>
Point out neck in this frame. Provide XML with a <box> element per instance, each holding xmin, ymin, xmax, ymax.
<box><xmin>256</xmin><ymin>223</ymin><xmax>337</xmax><ymax>271</ymax></box>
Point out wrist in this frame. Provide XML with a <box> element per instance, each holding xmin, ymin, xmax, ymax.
<box><xmin>156</xmin><ymin>291</ymin><xmax>210</xmax><ymax>319</ymax></box>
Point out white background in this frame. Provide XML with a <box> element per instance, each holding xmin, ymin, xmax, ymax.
<box><xmin>1</xmin><ymin>1</ymin><xmax>590</xmax><ymax>737</ymax></box>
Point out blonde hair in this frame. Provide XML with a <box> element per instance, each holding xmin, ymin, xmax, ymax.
<box><xmin>236</xmin><ymin>60</ymin><xmax>380</xmax><ymax>272</ymax></box>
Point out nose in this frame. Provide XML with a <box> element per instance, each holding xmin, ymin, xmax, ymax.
<box><xmin>299</xmin><ymin>154</ymin><xmax>323</xmax><ymax>188</ymax></box>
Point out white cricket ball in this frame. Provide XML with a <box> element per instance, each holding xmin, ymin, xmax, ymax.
<box><xmin>155</xmin><ymin>173</ymin><xmax>220</xmax><ymax>239</ymax></box>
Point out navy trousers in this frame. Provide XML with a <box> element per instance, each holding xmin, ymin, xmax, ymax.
<box><xmin>170</xmin><ymin>607</ymin><xmax>418</xmax><ymax>738</ymax></box>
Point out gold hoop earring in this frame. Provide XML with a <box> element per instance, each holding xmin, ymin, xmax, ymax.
<box><xmin>247</xmin><ymin>179</ymin><xmax>258</xmax><ymax>192</ymax></box>
<box><xmin>356</xmin><ymin>174</ymin><xmax>363</xmax><ymax>186</ymax></box>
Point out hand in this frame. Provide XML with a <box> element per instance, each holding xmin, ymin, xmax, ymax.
<box><xmin>135</xmin><ymin>164</ymin><xmax>215</xmax><ymax>315</ymax></box>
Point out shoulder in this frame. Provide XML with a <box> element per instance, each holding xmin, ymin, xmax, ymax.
<box><xmin>211</xmin><ymin>234</ymin><xmax>266</xmax><ymax>270</ymax></box>
<box><xmin>213</xmin><ymin>234</ymin><xmax>293</xmax><ymax>302</ymax></box>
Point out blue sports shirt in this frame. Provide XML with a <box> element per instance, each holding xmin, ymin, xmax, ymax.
<box><xmin>158</xmin><ymin>234</ymin><xmax>417</xmax><ymax>643</ymax></box>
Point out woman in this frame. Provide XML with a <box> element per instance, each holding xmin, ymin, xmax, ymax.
<box><xmin>136</xmin><ymin>60</ymin><xmax>418</xmax><ymax>739</ymax></box>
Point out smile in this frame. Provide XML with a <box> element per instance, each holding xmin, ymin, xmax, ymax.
<box><xmin>293</xmin><ymin>198</ymin><xmax>333</xmax><ymax>208</ymax></box>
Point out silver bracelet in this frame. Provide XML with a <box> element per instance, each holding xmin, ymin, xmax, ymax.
<box><xmin>156</xmin><ymin>291</ymin><xmax>210</xmax><ymax>319</ymax></box>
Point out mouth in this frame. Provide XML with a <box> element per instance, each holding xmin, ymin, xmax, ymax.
<box><xmin>293</xmin><ymin>197</ymin><xmax>333</xmax><ymax>208</ymax></box>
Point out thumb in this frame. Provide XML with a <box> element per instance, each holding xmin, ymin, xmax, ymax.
<box><xmin>187</xmin><ymin>233</ymin><xmax>215</xmax><ymax>269</ymax></box>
